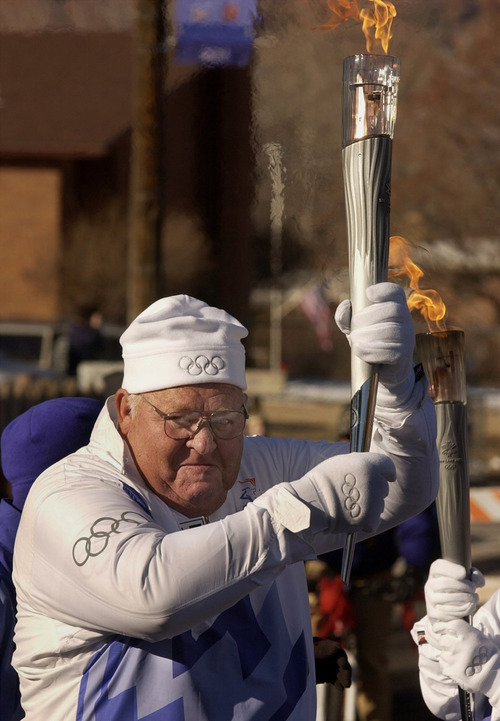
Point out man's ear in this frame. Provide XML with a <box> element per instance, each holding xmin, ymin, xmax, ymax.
<box><xmin>115</xmin><ymin>389</ymin><xmax>132</xmax><ymax>435</ymax></box>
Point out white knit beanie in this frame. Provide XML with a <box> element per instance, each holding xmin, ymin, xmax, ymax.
<box><xmin>120</xmin><ymin>295</ymin><xmax>248</xmax><ymax>393</ymax></box>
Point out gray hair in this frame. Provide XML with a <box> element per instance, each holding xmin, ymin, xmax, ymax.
<box><xmin>127</xmin><ymin>393</ymin><xmax>142</xmax><ymax>418</ymax></box>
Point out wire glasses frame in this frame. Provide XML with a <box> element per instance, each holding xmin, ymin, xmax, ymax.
<box><xmin>139</xmin><ymin>394</ymin><xmax>249</xmax><ymax>440</ymax></box>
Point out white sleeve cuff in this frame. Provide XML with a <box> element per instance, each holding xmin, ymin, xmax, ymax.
<box><xmin>254</xmin><ymin>487</ymin><xmax>311</xmax><ymax>533</ymax></box>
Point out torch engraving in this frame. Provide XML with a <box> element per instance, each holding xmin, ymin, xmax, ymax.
<box><xmin>416</xmin><ymin>330</ymin><xmax>471</xmax><ymax>570</ymax></box>
<box><xmin>341</xmin><ymin>53</ymin><xmax>400</xmax><ymax>584</ymax></box>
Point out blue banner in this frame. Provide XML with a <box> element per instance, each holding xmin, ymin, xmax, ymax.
<box><xmin>175</xmin><ymin>0</ymin><xmax>257</xmax><ymax>67</ymax></box>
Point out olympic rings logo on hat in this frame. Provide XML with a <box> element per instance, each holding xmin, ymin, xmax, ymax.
<box><xmin>179</xmin><ymin>355</ymin><xmax>226</xmax><ymax>376</ymax></box>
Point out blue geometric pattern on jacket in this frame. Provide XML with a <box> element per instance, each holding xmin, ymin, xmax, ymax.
<box><xmin>76</xmin><ymin>584</ymin><xmax>309</xmax><ymax>720</ymax></box>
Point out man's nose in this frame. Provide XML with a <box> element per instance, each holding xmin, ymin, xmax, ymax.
<box><xmin>186</xmin><ymin>422</ymin><xmax>217</xmax><ymax>453</ymax></box>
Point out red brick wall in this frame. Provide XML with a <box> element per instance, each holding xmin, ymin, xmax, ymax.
<box><xmin>0</xmin><ymin>167</ymin><xmax>61</xmax><ymax>320</ymax></box>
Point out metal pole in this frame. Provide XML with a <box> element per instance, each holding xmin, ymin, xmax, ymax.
<box><xmin>127</xmin><ymin>0</ymin><xmax>166</xmax><ymax>323</ymax></box>
<box><xmin>264</xmin><ymin>142</ymin><xmax>284</xmax><ymax>372</ymax></box>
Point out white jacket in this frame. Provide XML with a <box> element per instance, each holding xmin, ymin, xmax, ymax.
<box><xmin>13</xmin><ymin>386</ymin><xmax>437</xmax><ymax>721</ymax></box>
<box><xmin>414</xmin><ymin>590</ymin><xmax>500</xmax><ymax>721</ymax></box>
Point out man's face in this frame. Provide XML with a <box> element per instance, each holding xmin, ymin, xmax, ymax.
<box><xmin>116</xmin><ymin>384</ymin><xmax>246</xmax><ymax>518</ymax></box>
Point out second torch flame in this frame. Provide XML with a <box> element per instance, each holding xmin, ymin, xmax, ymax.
<box><xmin>389</xmin><ymin>235</ymin><xmax>447</xmax><ymax>333</ymax></box>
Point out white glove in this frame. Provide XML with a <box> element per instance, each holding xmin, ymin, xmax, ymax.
<box><xmin>411</xmin><ymin>618</ymin><xmax>464</xmax><ymax>720</ymax></box>
<box><xmin>335</xmin><ymin>282</ymin><xmax>415</xmax><ymax>408</ymax></box>
<box><xmin>432</xmin><ymin>618</ymin><xmax>500</xmax><ymax>708</ymax></box>
<box><xmin>424</xmin><ymin>559</ymin><xmax>485</xmax><ymax>622</ymax></box>
<box><xmin>253</xmin><ymin>452</ymin><xmax>395</xmax><ymax>536</ymax></box>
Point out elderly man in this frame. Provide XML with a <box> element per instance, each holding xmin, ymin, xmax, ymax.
<box><xmin>13</xmin><ymin>287</ymin><xmax>438</xmax><ymax>721</ymax></box>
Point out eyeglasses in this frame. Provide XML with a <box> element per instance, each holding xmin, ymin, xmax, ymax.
<box><xmin>139</xmin><ymin>395</ymin><xmax>248</xmax><ymax>440</ymax></box>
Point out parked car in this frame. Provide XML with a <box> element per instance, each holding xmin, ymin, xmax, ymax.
<box><xmin>0</xmin><ymin>321</ymin><xmax>67</xmax><ymax>381</ymax></box>
<box><xmin>0</xmin><ymin>320</ymin><xmax>124</xmax><ymax>392</ymax></box>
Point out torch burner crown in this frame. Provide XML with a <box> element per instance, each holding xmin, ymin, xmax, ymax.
<box><xmin>416</xmin><ymin>330</ymin><xmax>467</xmax><ymax>404</ymax></box>
<box><xmin>342</xmin><ymin>53</ymin><xmax>400</xmax><ymax>147</ymax></box>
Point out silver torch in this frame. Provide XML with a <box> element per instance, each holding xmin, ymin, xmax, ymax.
<box><xmin>340</xmin><ymin>53</ymin><xmax>400</xmax><ymax>584</ymax></box>
<box><xmin>416</xmin><ymin>329</ymin><xmax>474</xmax><ymax>721</ymax></box>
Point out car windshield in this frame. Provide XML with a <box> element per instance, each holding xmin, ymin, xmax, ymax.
<box><xmin>0</xmin><ymin>333</ymin><xmax>44</xmax><ymax>364</ymax></box>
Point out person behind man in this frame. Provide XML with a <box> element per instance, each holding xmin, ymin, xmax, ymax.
<box><xmin>412</xmin><ymin>559</ymin><xmax>500</xmax><ymax>721</ymax></box>
<box><xmin>0</xmin><ymin>397</ymin><xmax>103</xmax><ymax>721</ymax></box>
<box><xmin>316</xmin><ymin>503</ymin><xmax>440</xmax><ymax>721</ymax></box>
<box><xmin>67</xmin><ymin>304</ymin><xmax>103</xmax><ymax>376</ymax></box>
<box><xmin>13</xmin><ymin>286</ymin><xmax>439</xmax><ymax>721</ymax></box>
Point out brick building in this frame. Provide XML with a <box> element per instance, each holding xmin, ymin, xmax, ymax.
<box><xmin>0</xmin><ymin>1</ymin><xmax>255</xmax><ymax>328</ymax></box>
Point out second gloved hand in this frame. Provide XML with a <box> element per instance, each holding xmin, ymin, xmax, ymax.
<box><xmin>424</xmin><ymin>559</ymin><xmax>485</xmax><ymax>622</ymax></box>
<box><xmin>335</xmin><ymin>282</ymin><xmax>415</xmax><ymax>408</ymax></box>
<box><xmin>253</xmin><ymin>452</ymin><xmax>395</xmax><ymax>536</ymax></box>
<box><xmin>433</xmin><ymin>619</ymin><xmax>500</xmax><ymax>709</ymax></box>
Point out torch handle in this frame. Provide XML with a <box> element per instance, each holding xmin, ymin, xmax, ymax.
<box><xmin>434</xmin><ymin>402</ymin><xmax>474</xmax><ymax>720</ymax></box>
<box><xmin>459</xmin><ymin>691</ymin><xmax>474</xmax><ymax>721</ymax></box>
<box><xmin>340</xmin><ymin>136</ymin><xmax>392</xmax><ymax>585</ymax></box>
<box><xmin>340</xmin><ymin>373</ymin><xmax>380</xmax><ymax>581</ymax></box>
<box><xmin>435</xmin><ymin>403</ymin><xmax>472</xmax><ymax>571</ymax></box>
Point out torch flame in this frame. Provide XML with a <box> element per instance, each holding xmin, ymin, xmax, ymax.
<box><xmin>388</xmin><ymin>235</ymin><xmax>447</xmax><ymax>332</ymax></box>
<box><xmin>318</xmin><ymin>0</ymin><xmax>396</xmax><ymax>54</ymax></box>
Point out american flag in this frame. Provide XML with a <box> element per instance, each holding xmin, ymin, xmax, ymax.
<box><xmin>300</xmin><ymin>285</ymin><xmax>333</xmax><ymax>351</ymax></box>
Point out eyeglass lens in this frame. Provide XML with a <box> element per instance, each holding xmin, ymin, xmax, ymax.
<box><xmin>164</xmin><ymin>410</ymin><xmax>246</xmax><ymax>440</ymax></box>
